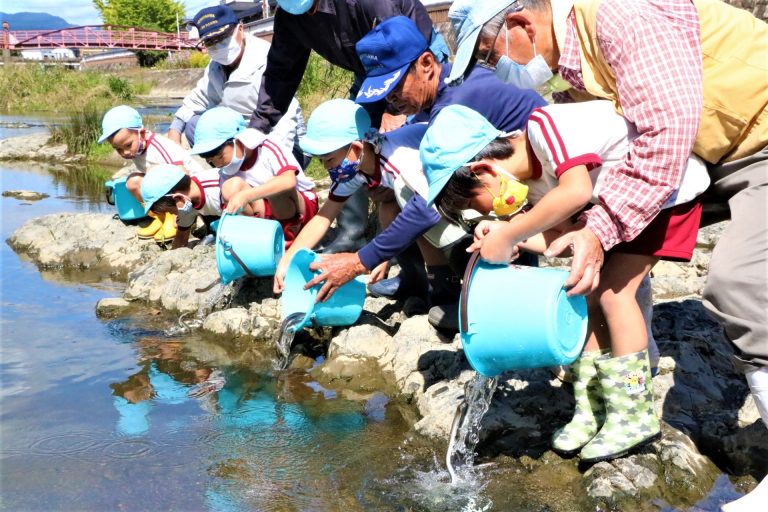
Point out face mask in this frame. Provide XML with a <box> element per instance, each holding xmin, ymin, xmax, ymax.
<box><xmin>170</xmin><ymin>194</ymin><xmax>197</xmax><ymax>227</ymax></box>
<box><xmin>476</xmin><ymin>166</ymin><xmax>529</xmax><ymax>217</ymax></box>
<box><xmin>494</xmin><ymin>22</ymin><xmax>553</xmax><ymax>90</ymax></box>
<box><xmin>328</xmin><ymin>145</ymin><xmax>363</xmax><ymax>183</ymax></box>
<box><xmin>220</xmin><ymin>142</ymin><xmax>244</xmax><ymax>176</ymax></box>
<box><xmin>278</xmin><ymin>0</ymin><xmax>314</xmax><ymax>15</ymax></box>
<box><xmin>207</xmin><ymin>32</ymin><xmax>241</xmax><ymax>65</ymax></box>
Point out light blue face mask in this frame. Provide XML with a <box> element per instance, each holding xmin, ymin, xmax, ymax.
<box><xmin>278</xmin><ymin>0</ymin><xmax>314</xmax><ymax>15</ymax></box>
<box><xmin>494</xmin><ymin>21</ymin><xmax>553</xmax><ymax>90</ymax></box>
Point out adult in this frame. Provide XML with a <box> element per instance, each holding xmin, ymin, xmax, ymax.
<box><xmin>168</xmin><ymin>5</ymin><xmax>303</xmax><ymax>162</ymax></box>
<box><xmin>249</xmin><ymin>0</ymin><xmax>451</xmax><ymax>254</ymax></box>
<box><xmin>448</xmin><ymin>0</ymin><xmax>768</xmax><ymax>493</ymax></box>
<box><xmin>305</xmin><ymin>14</ymin><xmax>546</xmax><ymax>329</ymax></box>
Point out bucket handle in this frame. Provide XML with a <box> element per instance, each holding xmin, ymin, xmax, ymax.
<box><xmin>104</xmin><ymin>180</ymin><xmax>115</xmax><ymax>205</ymax></box>
<box><xmin>459</xmin><ymin>251</ymin><xmax>481</xmax><ymax>334</ymax></box>
<box><xmin>218</xmin><ymin>212</ymin><xmax>256</xmax><ymax>279</ymax></box>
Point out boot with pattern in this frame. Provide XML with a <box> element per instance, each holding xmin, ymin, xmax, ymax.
<box><xmin>579</xmin><ymin>349</ymin><xmax>661</xmax><ymax>463</ymax></box>
<box><xmin>552</xmin><ymin>350</ymin><xmax>605</xmax><ymax>456</ymax></box>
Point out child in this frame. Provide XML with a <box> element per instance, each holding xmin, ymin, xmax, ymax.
<box><xmin>190</xmin><ymin>106</ymin><xmax>317</xmax><ymax>247</ymax></box>
<box><xmin>421</xmin><ymin>102</ymin><xmax>710</xmax><ymax>463</ymax></box>
<box><xmin>98</xmin><ymin>105</ymin><xmax>203</xmax><ymax>241</ymax></box>
<box><xmin>140</xmin><ymin>164</ymin><xmax>223</xmax><ymax>249</ymax></box>
<box><xmin>273</xmin><ymin>98</ymin><xmax>464</xmax><ymax>310</ymax></box>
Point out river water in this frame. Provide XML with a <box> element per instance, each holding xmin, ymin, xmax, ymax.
<box><xmin>1</xmin><ymin>118</ymin><xmax>746</xmax><ymax>511</ymax></box>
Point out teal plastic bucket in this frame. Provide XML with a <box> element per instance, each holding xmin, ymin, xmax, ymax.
<box><xmin>105</xmin><ymin>176</ymin><xmax>146</xmax><ymax>221</ymax></box>
<box><xmin>281</xmin><ymin>248</ymin><xmax>366</xmax><ymax>330</ymax></box>
<box><xmin>215</xmin><ymin>213</ymin><xmax>284</xmax><ymax>284</ymax></box>
<box><xmin>459</xmin><ymin>256</ymin><xmax>588</xmax><ymax>377</ymax></box>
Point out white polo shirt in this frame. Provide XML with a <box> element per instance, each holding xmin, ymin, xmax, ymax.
<box><xmin>525</xmin><ymin>101</ymin><xmax>709</xmax><ymax>208</ymax></box>
<box><xmin>189</xmin><ymin>168</ymin><xmax>223</xmax><ymax>218</ymax></box>
<box><xmin>134</xmin><ymin>131</ymin><xmax>203</xmax><ymax>174</ymax></box>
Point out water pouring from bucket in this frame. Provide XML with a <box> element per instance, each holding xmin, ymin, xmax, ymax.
<box><xmin>215</xmin><ymin>212</ymin><xmax>285</xmax><ymax>284</ymax></box>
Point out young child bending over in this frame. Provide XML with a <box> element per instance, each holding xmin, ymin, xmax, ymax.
<box><xmin>421</xmin><ymin>102</ymin><xmax>709</xmax><ymax>463</ymax></box>
<box><xmin>98</xmin><ymin>105</ymin><xmax>203</xmax><ymax>241</ymax></box>
<box><xmin>190</xmin><ymin>106</ymin><xmax>317</xmax><ymax>246</ymax></box>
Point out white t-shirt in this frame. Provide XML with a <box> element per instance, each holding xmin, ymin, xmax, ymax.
<box><xmin>189</xmin><ymin>168</ymin><xmax>222</xmax><ymax>218</ymax></box>
<box><xmin>223</xmin><ymin>128</ymin><xmax>314</xmax><ymax>194</ymax></box>
<box><xmin>525</xmin><ymin>101</ymin><xmax>709</xmax><ymax>208</ymax></box>
<box><xmin>134</xmin><ymin>131</ymin><xmax>203</xmax><ymax>175</ymax></box>
<box><xmin>328</xmin><ymin>123</ymin><xmax>429</xmax><ymax>201</ymax></box>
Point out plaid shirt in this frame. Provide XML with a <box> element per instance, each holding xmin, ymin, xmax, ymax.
<box><xmin>557</xmin><ymin>0</ymin><xmax>702</xmax><ymax>249</ymax></box>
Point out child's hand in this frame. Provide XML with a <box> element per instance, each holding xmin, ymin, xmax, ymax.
<box><xmin>479</xmin><ymin>226</ymin><xmax>520</xmax><ymax>264</ymax></box>
<box><xmin>224</xmin><ymin>191</ymin><xmax>248</xmax><ymax>214</ymax></box>
<box><xmin>467</xmin><ymin>220</ymin><xmax>506</xmax><ymax>252</ymax></box>
<box><xmin>273</xmin><ymin>259</ymin><xmax>289</xmax><ymax>294</ymax></box>
<box><xmin>369</xmin><ymin>260</ymin><xmax>390</xmax><ymax>284</ymax></box>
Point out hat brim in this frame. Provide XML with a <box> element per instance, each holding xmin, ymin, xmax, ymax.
<box><xmin>445</xmin><ymin>24</ymin><xmax>481</xmax><ymax>86</ymax></box>
<box><xmin>190</xmin><ymin>138</ymin><xmax>228</xmax><ymax>155</ymax></box>
<box><xmin>426</xmin><ymin>171</ymin><xmax>454</xmax><ymax>207</ymax></box>
<box><xmin>299</xmin><ymin>135</ymin><xmax>351</xmax><ymax>157</ymax></box>
<box><xmin>97</xmin><ymin>127</ymin><xmax>120</xmax><ymax>144</ymax></box>
<box><xmin>355</xmin><ymin>62</ymin><xmax>411</xmax><ymax>104</ymax></box>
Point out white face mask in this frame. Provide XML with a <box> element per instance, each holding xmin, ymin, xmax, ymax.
<box><xmin>207</xmin><ymin>32</ymin><xmax>241</xmax><ymax>65</ymax></box>
<box><xmin>171</xmin><ymin>194</ymin><xmax>197</xmax><ymax>227</ymax></box>
<box><xmin>494</xmin><ymin>21</ymin><xmax>553</xmax><ymax>90</ymax></box>
<box><xmin>220</xmin><ymin>142</ymin><xmax>244</xmax><ymax>176</ymax></box>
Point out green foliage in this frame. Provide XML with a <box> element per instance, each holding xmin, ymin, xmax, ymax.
<box><xmin>296</xmin><ymin>52</ymin><xmax>354</xmax><ymax>115</ymax></box>
<box><xmin>107</xmin><ymin>76</ymin><xmax>133</xmax><ymax>100</ymax></box>
<box><xmin>93</xmin><ymin>0</ymin><xmax>186</xmax><ymax>33</ymax></box>
<box><xmin>49</xmin><ymin>107</ymin><xmax>105</xmax><ymax>156</ymax></box>
<box><xmin>155</xmin><ymin>50</ymin><xmax>210</xmax><ymax>69</ymax></box>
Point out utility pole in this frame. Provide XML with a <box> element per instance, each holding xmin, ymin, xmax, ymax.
<box><xmin>3</xmin><ymin>21</ymin><xmax>10</xmax><ymax>65</ymax></box>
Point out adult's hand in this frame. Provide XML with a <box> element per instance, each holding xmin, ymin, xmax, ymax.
<box><xmin>306</xmin><ymin>252</ymin><xmax>367</xmax><ymax>302</ymax></box>
<box><xmin>379</xmin><ymin>112</ymin><xmax>407</xmax><ymax>133</ymax></box>
<box><xmin>167</xmin><ymin>129</ymin><xmax>183</xmax><ymax>145</ymax></box>
<box><xmin>545</xmin><ymin>222</ymin><xmax>604</xmax><ymax>296</ymax></box>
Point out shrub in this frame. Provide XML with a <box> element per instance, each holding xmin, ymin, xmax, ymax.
<box><xmin>49</xmin><ymin>107</ymin><xmax>105</xmax><ymax>156</ymax></box>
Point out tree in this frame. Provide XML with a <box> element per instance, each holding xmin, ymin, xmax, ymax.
<box><xmin>93</xmin><ymin>0</ymin><xmax>186</xmax><ymax>33</ymax></box>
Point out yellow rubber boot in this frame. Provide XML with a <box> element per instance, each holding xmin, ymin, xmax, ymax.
<box><xmin>137</xmin><ymin>211</ymin><xmax>163</xmax><ymax>239</ymax></box>
<box><xmin>154</xmin><ymin>213</ymin><xmax>177</xmax><ymax>243</ymax></box>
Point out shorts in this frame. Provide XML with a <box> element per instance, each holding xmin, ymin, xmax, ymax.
<box><xmin>262</xmin><ymin>190</ymin><xmax>319</xmax><ymax>247</ymax></box>
<box><xmin>611</xmin><ymin>200</ymin><xmax>702</xmax><ymax>262</ymax></box>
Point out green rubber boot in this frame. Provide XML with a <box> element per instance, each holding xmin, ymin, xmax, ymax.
<box><xmin>579</xmin><ymin>349</ymin><xmax>661</xmax><ymax>463</ymax></box>
<box><xmin>552</xmin><ymin>350</ymin><xmax>605</xmax><ymax>456</ymax></box>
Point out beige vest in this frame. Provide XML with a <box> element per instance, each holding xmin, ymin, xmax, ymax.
<box><xmin>570</xmin><ymin>0</ymin><xmax>768</xmax><ymax>164</ymax></box>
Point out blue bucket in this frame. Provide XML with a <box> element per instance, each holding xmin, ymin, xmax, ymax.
<box><xmin>281</xmin><ymin>248</ymin><xmax>366</xmax><ymax>330</ymax></box>
<box><xmin>105</xmin><ymin>176</ymin><xmax>146</xmax><ymax>221</ymax></box>
<box><xmin>459</xmin><ymin>255</ymin><xmax>588</xmax><ymax>377</ymax></box>
<box><xmin>215</xmin><ymin>213</ymin><xmax>284</xmax><ymax>284</ymax></box>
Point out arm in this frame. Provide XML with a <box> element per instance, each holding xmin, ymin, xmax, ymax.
<box><xmin>250</xmin><ymin>12</ymin><xmax>311</xmax><ymax>133</ymax></box>
<box><xmin>579</xmin><ymin>0</ymin><xmax>702</xmax><ymax>249</ymax></box>
<box><xmin>225</xmin><ymin>171</ymin><xmax>299</xmax><ymax>214</ymax></box>
<box><xmin>363</xmin><ymin>0</ymin><xmax>433</xmax><ymax>41</ymax></box>
<box><xmin>171</xmin><ymin>226</ymin><xmax>192</xmax><ymax>250</ymax></box>
<box><xmin>172</xmin><ymin>64</ymin><xmax>224</xmax><ymax>137</ymax></box>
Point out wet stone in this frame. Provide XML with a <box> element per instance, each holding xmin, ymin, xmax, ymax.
<box><xmin>2</xmin><ymin>189</ymin><xmax>49</xmax><ymax>201</ymax></box>
<box><xmin>95</xmin><ymin>297</ymin><xmax>133</xmax><ymax>318</ymax></box>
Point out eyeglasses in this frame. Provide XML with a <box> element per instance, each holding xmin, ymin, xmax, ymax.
<box><xmin>477</xmin><ymin>2</ymin><xmax>523</xmax><ymax>69</ymax></box>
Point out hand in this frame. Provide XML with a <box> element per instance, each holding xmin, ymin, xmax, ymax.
<box><xmin>477</xmin><ymin>225</ymin><xmax>519</xmax><ymax>264</ymax></box>
<box><xmin>224</xmin><ymin>191</ymin><xmax>249</xmax><ymax>214</ymax></box>
<box><xmin>167</xmin><ymin>129</ymin><xmax>182</xmax><ymax>145</ymax></box>
<box><xmin>379</xmin><ymin>112</ymin><xmax>407</xmax><ymax>133</ymax></box>
<box><xmin>369</xmin><ymin>260</ymin><xmax>390</xmax><ymax>284</ymax></box>
<box><xmin>273</xmin><ymin>259</ymin><xmax>289</xmax><ymax>294</ymax></box>
<box><xmin>545</xmin><ymin>222</ymin><xmax>604</xmax><ymax>296</ymax></box>
<box><xmin>466</xmin><ymin>220</ymin><xmax>507</xmax><ymax>252</ymax></box>
<box><xmin>306</xmin><ymin>252</ymin><xmax>367</xmax><ymax>302</ymax></box>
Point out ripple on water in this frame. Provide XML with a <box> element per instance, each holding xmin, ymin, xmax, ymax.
<box><xmin>28</xmin><ymin>431</ymin><xmax>103</xmax><ymax>456</ymax></box>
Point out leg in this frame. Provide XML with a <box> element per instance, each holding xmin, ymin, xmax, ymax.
<box><xmin>322</xmin><ymin>188</ymin><xmax>369</xmax><ymax>253</ymax></box>
<box><xmin>125</xmin><ymin>173</ymin><xmax>144</xmax><ymax>203</ymax></box>
<box><xmin>183</xmin><ymin>114</ymin><xmax>201</xmax><ymax>149</ymax></box>
<box><xmin>220</xmin><ymin>177</ymin><xmax>263</xmax><ymax>217</ymax></box>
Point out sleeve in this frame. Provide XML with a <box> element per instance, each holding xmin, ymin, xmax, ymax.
<box><xmin>527</xmin><ymin>108</ymin><xmax>602</xmax><ymax>178</ymax></box>
<box><xmin>328</xmin><ymin>174</ymin><xmax>366</xmax><ymax>202</ymax></box>
<box><xmin>260</xmin><ymin>139</ymin><xmax>299</xmax><ymax>177</ymax></box>
<box><xmin>359</xmin><ymin>0</ymin><xmax>433</xmax><ymax>41</ymax></box>
<box><xmin>578</xmin><ymin>0</ymin><xmax>702</xmax><ymax>249</ymax></box>
<box><xmin>357</xmin><ymin>193</ymin><xmax>441</xmax><ymax>269</ymax></box>
<box><xmin>174</xmin><ymin>64</ymin><xmax>223</xmax><ymax>123</ymax></box>
<box><xmin>249</xmin><ymin>11</ymin><xmax>311</xmax><ymax>133</ymax></box>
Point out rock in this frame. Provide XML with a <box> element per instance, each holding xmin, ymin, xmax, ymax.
<box><xmin>0</xmin><ymin>133</ymin><xmax>71</xmax><ymax>162</ymax></box>
<box><xmin>2</xmin><ymin>190</ymin><xmax>49</xmax><ymax>201</ymax></box>
<box><xmin>95</xmin><ymin>297</ymin><xmax>132</xmax><ymax>318</ymax></box>
<box><xmin>201</xmin><ymin>307</ymin><xmax>253</xmax><ymax>338</ymax></box>
<box><xmin>650</xmin><ymin>275</ymin><xmax>706</xmax><ymax>299</ymax></box>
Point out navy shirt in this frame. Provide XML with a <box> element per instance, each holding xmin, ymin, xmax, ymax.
<box><xmin>357</xmin><ymin>63</ymin><xmax>547</xmax><ymax>269</ymax></box>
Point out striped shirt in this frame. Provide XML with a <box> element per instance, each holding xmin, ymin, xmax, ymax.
<box><xmin>189</xmin><ymin>168</ymin><xmax>223</xmax><ymax>218</ymax></box>
<box><xmin>556</xmin><ymin>0</ymin><xmax>702</xmax><ymax>249</ymax></box>
<box><xmin>133</xmin><ymin>131</ymin><xmax>203</xmax><ymax>175</ymax></box>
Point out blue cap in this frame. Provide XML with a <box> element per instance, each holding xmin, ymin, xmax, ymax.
<box><xmin>190</xmin><ymin>5</ymin><xmax>238</xmax><ymax>43</ymax></box>
<box><xmin>447</xmin><ymin>0</ymin><xmax>518</xmax><ymax>86</ymax></box>
<box><xmin>300</xmin><ymin>99</ymin><xmax>371</xmax><ymax>156</ymax></box>
<box><xmin>190</xmin><ymin>106</ymin><xmax>246</xmax><ymax>155</ymax></box>
<box><xmin>420</xmin><ymin>105</ymin><xmax>502</xmax><ymax>206</ymax></box>
<box><xmin>98</xmin><ymin>105</ymin><xmax>143</xmax><ymax>143</ymax></box>
<box><xmin>354</xmin><ymin>16</ymin><xmax>429</xmax><ymax>104</ymax></box>
<box><xmin>140</xmin><ymin>164</ymin><xmax>186</xmax><ymax>214</ymax></box>
<box><xmin>276</xmin><ymin>0</ymin><xmax>315</xmax><ymax>15</ymax></box>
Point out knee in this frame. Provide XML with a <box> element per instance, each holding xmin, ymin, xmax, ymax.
<box><xmin>221</xmin><ymin>177</ymin><xmax>247</xmax><ymax>200</ymax></box>
<box><xmin>126</xmin><ymin>176</ymin><xmax>142</xmax><ymax>194</ymax></box>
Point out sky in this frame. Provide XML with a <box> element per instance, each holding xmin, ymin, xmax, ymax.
<box><xmin>2</xmin><ymin>0</ymin><xmax>220</xmax><ymax>26</ymax></box>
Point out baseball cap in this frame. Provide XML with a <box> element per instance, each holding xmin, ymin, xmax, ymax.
<box><xmin>276</xmin><ymin>0</ymin><xmax>315</xmax><ymax>15</ymax></box>
<box><xmin>446</xmin><ymin>0</ymin><xmax>519</xmax><ymax>86</ymax></box>
<box><xmin>98</xmin><ymin>105</ymin><xmax>143</xmax><ymax>143</ymax></box>
<box><xmin>190</xmin><ymin>5</ymin><xmax>238</xmax><ymax>44</ymax></box>
<box><xmin>190</xmin><ymin>106</ymin><xmax>246</xmax><ymax>155</ymax></box>
<box><xmin>140</xmin><ymin>164</ymin><xmax>186</xmax><ymax>214</ymax></box>
<box><xmin>300</xmin><ymin>99</ymin><xmax>371</xmax><ymax>156</ymax></box>
<box><xmin>354</xmin><ymin>16</ymin><xmax>429</xmax><ymax>104</ymax></box>
<box><xmin>420</xmin><ymin>105</ymin><xmax>503</xmax><ymax>206</ymax></box>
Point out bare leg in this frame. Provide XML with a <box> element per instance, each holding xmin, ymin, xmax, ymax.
<box><xmin>126</xmin><ymin>175</ymin><xmax>144</xmax><ymax>203</ymax></box>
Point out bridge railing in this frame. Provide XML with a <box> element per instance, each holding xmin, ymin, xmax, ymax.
<box><xmin>2</xmin><ymin>25</ymin><xmax>196</xmax><ymax>51</ymax></box>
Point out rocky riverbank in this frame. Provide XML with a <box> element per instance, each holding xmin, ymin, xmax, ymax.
<box><xmin>6</xmin><ymin>211</ymin><xmax>766</xmax><ymax>509</ymax></box>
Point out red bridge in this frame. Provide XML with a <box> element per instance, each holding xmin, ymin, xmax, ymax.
<box><xmin>2</xmin><ymin>25</ymin><xmax>196</xmax><ymax>52</ymax></box>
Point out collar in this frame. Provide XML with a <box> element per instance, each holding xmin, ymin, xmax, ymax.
<box><xmin>190</xmin><ymin>176</ymin><xmax>206</xmax><ymax>210</ymax></box>
<box><xmin>552</xmin><ymin>0</ymin><xmax>575</xmax><ymax>63</ymax></box>
<box><xmin>526</xmin><ymin>137</ymin><xmax>542</xmax><ymax>180</ymax></box>
<box><xmin>241</xmin><ymin>144</ymin><xmax>259</xmax><ymax>172</ymax></box>
<box><xmin>314</xmin><ymin>0</ymin><xmax>336</xmax><ymax>15</ymax></box>
<box><xmin>140</xmin><ymin>131</ymin><xmax>155</xmax><ymax>155</ymax></box>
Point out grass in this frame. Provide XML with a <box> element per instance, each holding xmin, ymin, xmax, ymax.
<box><xmin>49</xmin><ymin>107</ymin><xmax>111</xmax><ymax>158</ymax></box>
<box><xmin>155</xmin><ymin>50</ymin><xmax>211</xmax><ymax>69</ymax></box>
<box><xmin>296</xmin><ymin>52</ymin><xmax>354</xmax><ymax>116</ymax></box>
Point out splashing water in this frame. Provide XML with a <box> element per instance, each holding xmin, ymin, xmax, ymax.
<box><xmin>446</xmin><ymin>373</ymin><xmax>499</xmax><ymax>484</ymax></box>
<box><xmin>273</xmin><ymin>312</ymin><xmax>306</xmax><ymax>370</ymax></box>
<box><xmin>164</xmin><ymin>280</ymin><xmax>241</xmax><ymax>336</ymax></box>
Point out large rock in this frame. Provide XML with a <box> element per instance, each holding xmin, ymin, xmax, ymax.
<box><xmin>2</xmin><ymin>189</ymin><xmax>49</xmax><ymax>201</ymax></box>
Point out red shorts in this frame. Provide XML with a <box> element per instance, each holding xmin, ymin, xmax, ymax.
<box><xmin>611</xmin><ymin>200</ymin><xmax>702</xmax><ymax>262</ymax></box>
<box><xmin>262</xmin><ymin>190</ymin><xmax>319</xmax><ymax>247</ymax></box>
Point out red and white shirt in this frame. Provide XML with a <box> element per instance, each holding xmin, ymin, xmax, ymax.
<box><xmin>328</xmin><ymin>123</ymin><xmax>429</xmax><ymax>202</ymax></box>
<box><xmin>133</xmin><ymin>131</ymin><xmax>203</xmax><ymax>174</ymax></box>
<box><xmin>224</xmin><ymin>128</ymin><xmax>314</xmax><ymax>193</ymax></box>
<box><xmin>189</xmin><ymin>168</ymin><xmax>223</xmax><ymax>218</ymax></box>
<box><xmin>555</xmin><ymin>0</ymin><xmax>703</xmax><ymax>249</ymax></box>
<box><xmin>525</xmin><ymin>102</ymin><xmax>709</xmax><ymax>209</ymax></box>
